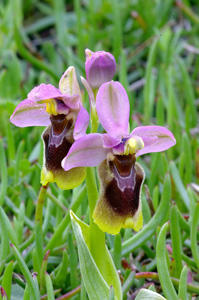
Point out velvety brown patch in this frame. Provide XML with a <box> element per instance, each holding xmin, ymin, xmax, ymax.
<box><xmin>104</xmin><ymin>154</ymin><xmax>144</xmax><ymax>216</ymax></box>
<box><xmin>112</xmin><ymin>154</ymin><xmax>136</xmax><ymax>177</ymax></box>
<box><xmin>43</xmin><ymin>115</ymin><xmax>74</xmax><ymax>170</ymax></box>
<box><xmin>50</xmin><ymin>114</ymin><xmax>73</xmax><ymax>134</ymax></box>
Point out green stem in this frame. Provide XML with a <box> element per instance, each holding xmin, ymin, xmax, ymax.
<box><xmin>35</xmin><ymin>186</ymin><xmax>47</xmax><ymax>271</ymax></box>
<box><xmin>90</xmin><ymin>106</ymin><xmax>99</xmax><ymax>134</ymax></box>
<box><xmin>91</xmin><ymin>118</ymin><xmax>99</xmax><ymax>134</ymax></box>
<box><xmin>90</xmin><ymin>89</ymin><xmax>99</xmax><ymax>134</ymax></box>
<box><xmin>135</xmin><ymin>272</ymin><xmax>199</xmax><ymax>295</ymax></box>
<box><xmin>55</xmin><ymin>285</ymin><xmax>81</xmax><ymax>300</ymax></box>
<box><xmin>85</xmin><ymin>168</ymin><xmax>105</xmax><ymax>269</ymax></box>
<box><xmin>86</xmin><ymin>168</ymin><xmax>98</xmax><ymax>220</ymax></box>
<box><xmin>45</xmin><ymin>185</ymin><xmax>87</xmax><ymax>252</ymax></box>
<box><xmin>35</xmin><ymin>185</ymin><xmax>48</xmax><ymax>225</ymax></box>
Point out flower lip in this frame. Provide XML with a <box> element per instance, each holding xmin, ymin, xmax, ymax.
<box><xmin>43</xmin><ymin>118</ymin><xmax>74</xmax><ymax>171</ymax></box>
<box><xmin>50</xmin><ymin>114</ymin><xmax>70</xmax><ymax>135</ymax></box>
<box><xmin>113</xmin><ymin>154</ymin><xmax>136</xmax><ymax>177</ymax></box>
<box><xmin>92</xmin><ymin>156</ymin><xmax>144</xmax><ymax>234</ymax></box>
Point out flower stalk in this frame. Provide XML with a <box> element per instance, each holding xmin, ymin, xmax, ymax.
<box><xmin>35</xmin><ymin>185</ymin><xmax>48</xmax><ymax>225</ymax></box>
<box><xmin>85</xmin><ymin>167</ymin><xmax>106</xmax><ymax>267</ymax></box>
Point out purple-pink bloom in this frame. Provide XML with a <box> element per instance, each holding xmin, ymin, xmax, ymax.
<box><xmin>10</xmin><ymin>67</ymin><xmax>90</xmax><ymax>190</ymax></box>
<box><xmin>62</xmin><ymin>81</ymin><xmax>176</xmax><ymax>234</ymax></box>
<box><xmin>10</xmin><ymin>68</ymin><xmax>89</xmax><ymax>140</ymax></box>
<box><xmin>62</xmin><ymin>81</ymin><xmax>176</xmax><ymax>171</ymax></box>
<box><xmin>85</xmin><ymin>49</ymin><xmax>116</xmax><ymax>89</ymax></box>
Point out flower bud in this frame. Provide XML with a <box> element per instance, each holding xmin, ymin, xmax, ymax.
<box><xmin>85</xmin><ymin>49</ymin><xmax>116</xmax><ymax>89</ymax></box>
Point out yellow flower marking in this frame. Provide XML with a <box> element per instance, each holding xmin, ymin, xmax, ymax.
<box><xmin>46</xmin><ymin>99</ymin><xmax>58</xmax><ymax>115</ymax></box>
<box><xmin>124</xmin><ymin>136</ymin><xmax>144</xmax><ymax>155</ymax></box>
<box><xmin>38</xmin><ymin>98</ymin><xmax>58</xmax><ymax>115</ymax></box>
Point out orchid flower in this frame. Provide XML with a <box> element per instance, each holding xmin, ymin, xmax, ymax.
<box><xmin>81</xmin><ymin>49</ymin><xmax>117</xmax><ymax>131</ymax></box>
<box><xmin>10</xmin><ymin>67</ymin><xmax>89</xmax><ymax>190</ymax></box>
<box><xmin>62</xmin><ymin>81</ymin><xmax>176</xmax><ymax>234</ymax></box>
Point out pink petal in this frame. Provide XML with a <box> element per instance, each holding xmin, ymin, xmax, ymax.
<box><xmin>96</xmin><ymin>81</ymin><xmax>129</xmax><ymax>139</ymax></box>
<box><xmin>62</xmin><ymin>134</ymin><xmax>109</xmax><ymax>171</ymax></box>
<box><xmin>73</xmin><ymin>105</ymin><xmax>90</xmax><ymax>140</ymax></box>
<box><xmin>59</xmin><ymin>66</ymin><xmax>82</xmax><ymax>102</ymax></box>
<box><xmin>112</xmin><ymin>143</ymin><xmax>125</xmax><ymax>155</ymax></box>
<box><xmin>102</xmin><ymin>134</ymin><xmax>121</xmax><ymax>148</ymax></box>
<box><xmin>81</xmin><ymin>76</ymin><xmax>95</xmax><ymax>108</ymax></box>
<box><xmin>28</xmin><ymin>83</ymin><xmax>81</xmax><ymax>111</ymax></box>
<box><xmin>10</xmin><ymin>99</ymin><xmax>50</xmax><ymax>127</ymax></box>
<box><xmin>131</xmin><ymin>126</ymin><xmax>176</xmax><ymax>156</ymax></box>
<box><xmin>28</xmin><ymin>84</ymin><xmax>62</xmax><ymax>101</ymax></box>
<box><xmin>61</xmin><ymin>94</ymin><xmax>80</xmax><ymax>110</ymax></box>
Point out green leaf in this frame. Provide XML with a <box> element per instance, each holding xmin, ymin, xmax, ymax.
<box><xmin>45</xmin><ymin>272</ymin><xmax>55</xmax><ymax>300</ymax></box>
<box><xmin>23</xmin><ymin>285</ymin><xmax>30</xmax><ymax>300</ymax></box>
<box><xmin>0</xmin><ymin>207</ymin><xmax>19</xmax><ymax>248</ymax></box>
<box><xmin>177</xmin><ymin>57</ymin><xmax>197</xmax><ymax>127</ymax></box>
<box><xmin>70</xmin><ymin>211</ymin><xmax>122</xmax><ymax>300</ymax></box>
<box><xmin>2</xmin><ymin>261</ymin><xmax>13</xmax><ymax>300</ymax></box>
<box><xmin>68</xmin><ymin>231</ymin><xmax>79</xmax><ymax>289</ymax></box>
<box><xmin>135</xmin><ymin>289</ymin><xmax>167</xmax><ymax>300</ymax></box>
<box><xmin>109</xmin><ymin>286</ymin><xmax>115</xmax><ymax>300</ymax></box>
<box><xmin>143</xmin><ymin>38</ymin><xmax>158</xmax><ymax>124</ymax></box>
<box><xmin>0</xmin><ymin>208</ymin><xmax>10</xmax><ymax>261</ymax></box>
<box><xmin>157</xmin><ymin>223</ymin><xmax>178</xmax><ymax>300</ymax></box>
<box><xmin>170</xmin><ymin>161</ymin><xmax>189</xmax><ymax>211</ymax></box>
<box><xmin>170</xmin><ymin>204</ymin><xmax>182</xmax><ymax>278</ymax></box>
<box><xmin>11</xmin><ymin>244</ymin><xmax>40</xmax><ymax>300</ymax></box>
<box><xmin>178</xmin><ymin>265</ymin><xmax>188</xmax><ymax>300</ymax></box>
<box><xmin>0</xmin><ymin>50</ymin><xmax>22</xmax><ymax>100</ymax></box>
<box><xmin>11</xmin><ymin>285</ymin><xmax>24</xmax><ymax>300</ymax></box>
<box><xmin>122</xmin><ymin>271</ymin><xmax>135</xmax><ymax>300</ymax></box>
<box><xmin>0</xmin><ymin>138</ymin><xmax>7</xmax><ymax>206</ymax></box>
<box><xmin>190</xmin><ymin>202</ymin><xmax>199</xmax><ymax>270</ymax></box>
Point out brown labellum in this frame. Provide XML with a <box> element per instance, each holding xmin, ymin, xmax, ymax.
<box><xmin>42</xmin><ymin>114</ymin><xmax>74</xmax><ymax>171</ymax></box>
<box><xmin>100</xmin><ymin>154</ymin><xmax>144</xmax><ymax>217</ymax></box>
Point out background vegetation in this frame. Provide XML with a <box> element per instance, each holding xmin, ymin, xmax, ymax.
<box><xmin>0</xmin><ymin>0</ymin><xmax>199</xmax><ymax>299</ymax></box>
